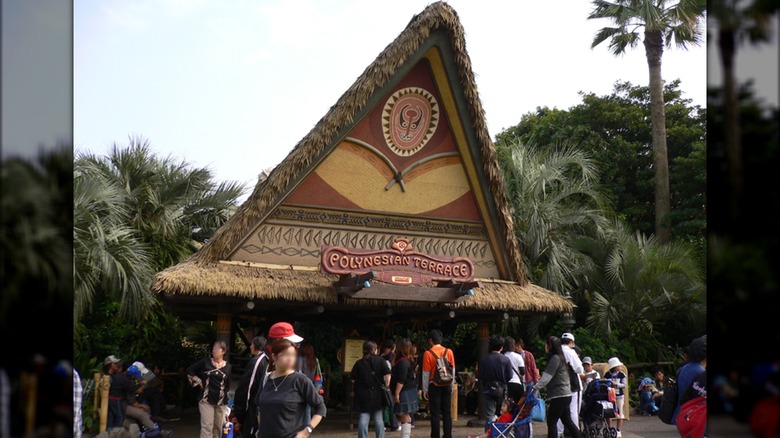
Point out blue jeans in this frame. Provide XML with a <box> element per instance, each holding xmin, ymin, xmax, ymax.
<box><xmin>358</xmin><ymin>409</ymin><xmax>385</xmax><ymax>438</ymax></box>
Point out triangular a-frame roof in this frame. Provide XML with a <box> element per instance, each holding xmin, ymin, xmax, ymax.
<box><xmin>153</xmin><ymin>2</ymin><xmax>572</xmax><ymax>315</ymax></box>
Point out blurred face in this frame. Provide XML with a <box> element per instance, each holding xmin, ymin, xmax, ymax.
<box><xmin>273</xmin><ymin>346</ymin><xmax>297</xmax><ymax>372</ymax></box>
<box><xmin>584</xmin><ymin>363</ymin><xmax>592</xmax><ymax>372</ymax></box>
<box><xmin>212</xmin><ymin>343</ymin><xmax>225</xmax><ymax>360</ymax></box>
<box><xmin>654</xmin><ymin>370</ymin><xmax>664</xmax><ymax>381</ymax></box>
<box><xmin>501</xmin><ymin>401</ymin><xmax>511</xmax><ymax>414</ymax></box>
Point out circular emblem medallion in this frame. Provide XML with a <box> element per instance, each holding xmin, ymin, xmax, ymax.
<box><xmin>382</xmin><ymin>87</ymin><xmax>439</xmax><ymax>157</ymax></box>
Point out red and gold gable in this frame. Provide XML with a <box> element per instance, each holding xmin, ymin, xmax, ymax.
<box><xmin>284</xmin><ymin>60</ymin><xmax>482</xmax><ymax>222</ymax></box>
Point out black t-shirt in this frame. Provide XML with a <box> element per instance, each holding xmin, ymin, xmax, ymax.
<box><xmin>257</xmin><ymin>372</ymin><xmax>327</xmax><ymax>438</ymax></box>
<box><xmin>390</xmin><ymin>357</ymin><xmax>417</xmax><ymax>392</ymax></box>
<box><xmin>352</xmin><ymin>356</ymin><xmax>391</xmax><ymax>412</ymax></box>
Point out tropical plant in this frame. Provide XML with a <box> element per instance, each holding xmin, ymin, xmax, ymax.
<box><xmin>74</xmin><ymin>159</ymin><xmax>155</xmax><ymax>322</ymax></box>
<box><xmin>1</xmin><ymin>146</ymin><xmax>73</xmax><ymax>368</ymax></box>
<box><xmin>573</xmin><ymin>221</ymin><xmax>705</xmax><ymax>360</ymax></box>
<box><xmin>75</xmin><ymin>137</ymin><xmax>246</xmax><ymax>271</ymax></box>
<box><xmin>588</xmin><ymin>0</ymin><xmax>706</xmax><ymax>243</ymax></box>
<box><xmin>496</xmin><ymin>140</ymin><xmax>610</xmax><ymax>295</ymax></box>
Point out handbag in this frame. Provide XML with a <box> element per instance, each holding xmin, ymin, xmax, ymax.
<box><xmin>530</xmin><ymin>392</ymin><xmax>546</xmax><ymax>422</ymax></box>
<box><xmin>313</xmin><ymin>358</ymin><xmax>324</xmax><ymax>395</ymax></box>
<box><xmin>363</xmin><ymin>359</ymin><xmax>393</xmax><ymax>408</ymax></box>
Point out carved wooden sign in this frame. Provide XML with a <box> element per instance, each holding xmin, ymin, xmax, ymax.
<box><xmin>321</xmin><ymin>237</ymin><xmax>475</xmax><ymax>285</ymax></box>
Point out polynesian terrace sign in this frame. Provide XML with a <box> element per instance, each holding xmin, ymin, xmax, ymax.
<box><xmin>321</xmin><ymin>237</ymin><xmax>475</xmax><ymax>285</ymax></box>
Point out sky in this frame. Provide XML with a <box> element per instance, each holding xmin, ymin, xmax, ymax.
<box><xmin>55</xmin><ymin>1</ymin><xmax>754</xmax><ymax>202</ymax></box>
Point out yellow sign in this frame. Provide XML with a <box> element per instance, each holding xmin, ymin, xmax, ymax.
<box><xmin>343</xmin><ymin>338</ymin><xmax>364</xmax><ymax>373</ymax></box>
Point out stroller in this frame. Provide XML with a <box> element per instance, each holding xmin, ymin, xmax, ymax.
<box><xmin>579</xmin><ymin>379</ymin><xmax>618</xmax><ymax>438</ymax></box>
<box><xmin>483</xmin><ymin>388</ymin><xmax>538</xmax><ymax>438</ymax></box>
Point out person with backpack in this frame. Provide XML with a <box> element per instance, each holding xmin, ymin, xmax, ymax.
<box><xmin>233</xmin><ymin>336</ymin><xmax>269</xmax><ymax>438</ymax></box>
<box><xmin>674</xmin><ymin>335</ymin><xmax>706</xmax><ymax>437</ymax></box>
<box><xmin>559</xmin><ymin>333</ymin><xmax>584</xmax><ymax>438</ymax></box>
<box><xmin>479</xmin><ymin>335</ymin><xmax>514</xmax><ymax>422</ymax></box>
<box><xmin>533</xmin><ymin>336</ymin><xmax>582</xmax><ymax>438</ymax></box>
<box><xmin>422</xmin><ymin>329</ymin><xmax>455</xmax><ymax>438</ymax></box>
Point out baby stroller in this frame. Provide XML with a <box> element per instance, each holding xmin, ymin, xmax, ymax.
<box><xmin>580</xmin><ymin>379</ymin><xmax>618</xmax><ymax>438</ymax></box>
<box><xmin>483</xmin><ymin>388</ymin><xmax>538</xmax><ymax>438</ymax></box>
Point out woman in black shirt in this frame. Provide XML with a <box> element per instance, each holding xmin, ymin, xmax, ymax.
<box><xmin>257</xmin><ymin>339</ymin><xmax>326</xmax><ymax>438</ymax></box>
<box><xmin>187</xmin><ymin>341</ymin><xmax>233</xmax><ymax>438</ymax></box>
<box><xmin>352</xmin><ymin>340</ymin><xmax>391</xmax><ymax>438</ymax></box>
<box><xmin>391</xmin><ymin>339</ymin><xmax>419</xmax><ymax>438</ymax></box>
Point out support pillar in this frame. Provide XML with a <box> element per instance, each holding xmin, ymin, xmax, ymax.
<box><xmin>216</xmin><ymin>312</ymin><xmax>232</xmax><ymax>362</ymax></box>
<box><xmin>467</xmin><ymin>322</ymin><xmax>491</xmax><ymax>428</ymax></box>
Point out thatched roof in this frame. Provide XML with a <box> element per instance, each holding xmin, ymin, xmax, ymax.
<box><xmin>151</xmin><ymin>2</ymin><xmax>573</xmax><ymax>315</ymax></box>
<box><xmin>152</xmin><ymin>261</ymin><xmax>573</xmax><ymax>314</ymax></box>
<box><xmin>183</xmin><ymin>1</ymin><xmax>525</xmax><ymax>284</ymax></box>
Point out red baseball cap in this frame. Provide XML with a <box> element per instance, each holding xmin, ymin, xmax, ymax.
<box><xmin>268</xmin><ymin>322</ymin><xmax>303</xmax><ymax>343</ymax></box>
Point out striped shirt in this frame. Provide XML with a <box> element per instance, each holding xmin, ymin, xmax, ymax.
<box><xmin>73</xmin><ymin>370</ymin><xmax>83</xmax><ymax>438</ymax></box>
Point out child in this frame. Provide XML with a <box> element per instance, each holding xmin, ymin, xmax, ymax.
<box><xmin>468</xmin><ymin>398</ymin><xmax>516</xmax><ymax>438</ymax></box>
<box><xmin>582</xmin><ymin>357</ymin><xmax>600</xmax><ymax>386</ymax></box>
<box><xmin>604</xmin><ymin>357</ymin><xmax>627</xmax><ymax>438</ymax></box>
<box><xmin>638</xmin><ymin>377</ymin><xmax>660</xmax><ymax>416</ymax></box>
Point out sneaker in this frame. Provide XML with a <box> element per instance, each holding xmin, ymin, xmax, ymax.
<box><xmin>616</xmin><ymin>431</ymin><xmax>622</xmax><ymax>438</ymax></box>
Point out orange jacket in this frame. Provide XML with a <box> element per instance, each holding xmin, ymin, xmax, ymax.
<box><xmin>422</xmin><ymin>344</ymin><xmax>455</xmax><ymax>389</ymax></box>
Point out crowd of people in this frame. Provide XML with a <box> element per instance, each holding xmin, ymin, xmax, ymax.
<box><xmin>78</xmin><ymin>324</ymin><xmax>710</xmax><ymax>438</ymax></box>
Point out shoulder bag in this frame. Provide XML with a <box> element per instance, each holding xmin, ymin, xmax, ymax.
<box><xmin>363</xmin><ymin>358</ymin><xmax>393</xmax><ymax>407</ymax></box>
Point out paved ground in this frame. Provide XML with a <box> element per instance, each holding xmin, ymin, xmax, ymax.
<box><xmin>147</xmin><ymin>408</ymin><xmax>754</xmax><ymax>437</ymax></box>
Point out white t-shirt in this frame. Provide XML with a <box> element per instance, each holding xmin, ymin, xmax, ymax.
<box><xmin>504</xmin><ymin>351</ymin><xmax>525</xmax><ymax>384</ymax></box>
<box><xmin>562</xmin><ymin>345</ymin><xmax>584</xmax><ymax>391</ymax></box>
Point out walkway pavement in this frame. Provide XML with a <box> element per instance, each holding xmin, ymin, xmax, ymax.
<box><xmin>147</xmin><ymin>408</ymin><xmax>753</xmax><ymax>437</ymax></box>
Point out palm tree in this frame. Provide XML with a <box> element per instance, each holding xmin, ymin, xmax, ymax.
<box><xmin>74</xmin><ymin>158</ymin><xmax>155</xmax><ymax>322</ymax></box>
<box><xmin>497</xmin><ymin>140</ymin><xmax>610</xmax><ymax>295</ymax></box>
<box><xmin>77</xmin><ymin>137</ymin><xmax>246</xmax><ymax>270</ymax></box>
<box><xmin>574</xmin><ymin>221</ymin><xmax>705</xmax><ymax>357</ymax></box>
<box><xmin>710</xmin><ymin>0</ymin><xmax>778</xmax><ymax>223</ymax></box>
<box><xmin>588</xmin><ymin>0</ymin><xmax>706</xmax><ymax>243</ymax></box>
<box><xmin>1</xmin><ymin>147</ymin><xmax>72</xmax><ymax>323</ymax></box>
<box><xmin>74</xmin><ymin>137</ymin><xmax>246</xmax><ymax>321</ymax></box>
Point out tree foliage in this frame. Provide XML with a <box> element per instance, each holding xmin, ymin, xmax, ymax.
<box><xmin>496</xmin><ymin>80</ymin><xmax>705</xmax><ymax>243</ymax></box>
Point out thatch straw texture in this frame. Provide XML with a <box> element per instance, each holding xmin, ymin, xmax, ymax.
<box><xmin>151</xmin><ymin>261</ymin><xmax>572</xmax><ymax>314</ymax></box>
<box><xmin>183</xmin><ymin>1</ymin><xmax>526</xmax><ymax>285</ymax></box>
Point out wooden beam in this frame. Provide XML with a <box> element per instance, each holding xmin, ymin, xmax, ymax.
<box><xmin>218</xmin><ymin>260</ymin><xmax>320</xmax><ymax>271</ymax></box>
<box><xmin>345</xmin><ymin>284</ymin><xmax>471</xmax><ymax>303</ymax></box>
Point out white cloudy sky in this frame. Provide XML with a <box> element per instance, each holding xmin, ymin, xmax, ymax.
<box><xmin>68</xmin><ymin>0</ymin><xmax>767</xmax><ymax>200</ymax></box>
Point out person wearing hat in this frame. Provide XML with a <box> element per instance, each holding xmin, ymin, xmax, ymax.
<box><xmin>559</xmin><ymin>333</ymin><xmax>584</xmax><ymax>438</ymax></box>
<box><xmin>264</xmin><ymin>322</ymin><xmax>304</xmax><ymax>371</ymax></box>
<box><xmin>673</xmin><ymin>335</ymin><xmax>706</xmax><ymax>429</ymax></box>
<box><xmin>604</xmin><ymin>357</ymin><xmax>627</xmax><ymax>437</ymax></box>
<box><xmin>581</xmin><ymin>357</ymin><xmax>600</xmax><ymax>386</ymax></box>
<box><xmin>103</xmin><ymin>355</ymin><xmax>128</xmax><ymax>429</ymax></box>
<box><xmin>124</xmin><ymin>365</ymin><xmax>173</xmax><ymax>435</ymax></box>
<box><xmin>638</xmin><ymin>377</ymin><xmax>660</xmax><ymax>416</ymax></box>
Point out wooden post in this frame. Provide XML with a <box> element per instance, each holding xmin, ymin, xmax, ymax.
<box><xmin>216</xmin><ymin>312</ymin><xmax>232</xmax><ymax>362</ymax></box>
<box><xmin>451</xmin><ymin>383</ymin><xmax>458</xmax><ymax>422</ymax></box>
<box><xmin>99</xmin><ymin>375</ymin><xmax>111</xmax><ymax>432</ymax></box>
<box><xmin>93</xmin><ymin>372</ymin><xmax>101</xmax><ymax>422</ymax></box>
<box><xmin>20</xmin><ymin>371</ymin><xmax>37</xmax><ymax>435</ymax></box>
